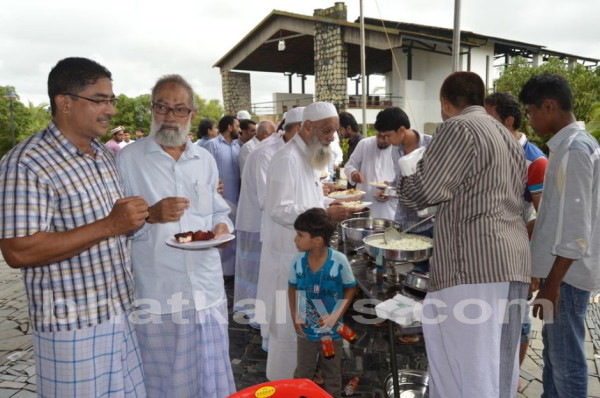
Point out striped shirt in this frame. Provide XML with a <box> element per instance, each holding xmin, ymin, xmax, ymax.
<box><xmin>0</xmin><ymin>122</ymin><xmax>134</xmax><ymax>332</ymax></box>
<box><xmin>398</xmin><ymin>106</ymin><xmax>531</xmax><ymax>291</ymax></box>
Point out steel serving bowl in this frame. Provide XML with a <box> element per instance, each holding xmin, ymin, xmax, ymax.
<box><xmin>403</xmin><ymin>270</ymin><xmax>429</xmax><ymax>292</ymax></box>
<box><xmin>384</xmin><ymin>369</ymin><xmax>429</xmax><ymax>398</ymax></box>
<box><xmin>362</xmin><ymin>233</ymin><xmax>433</xmax><ymax>263</ymax></box>
<box><xmin>340</xmin><ymin>218</ymin><xmax>400</xmax><ymax>245</ymax></box>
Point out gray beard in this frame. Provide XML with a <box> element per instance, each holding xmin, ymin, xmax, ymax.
<box><xmin>307</xmin><ymin>134</ymin><xmax>332</xmax><ymax>170</ymax></box>
<box><xmin>150</xmin><ymin>119</ymin><xmax>191</xmax><ymax>147</ymax></box>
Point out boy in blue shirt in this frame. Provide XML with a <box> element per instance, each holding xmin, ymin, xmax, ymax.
<box><xmin>288</xmin><ymin>208</ymin><xmax>356</xmax><ymax>397</ymax></box>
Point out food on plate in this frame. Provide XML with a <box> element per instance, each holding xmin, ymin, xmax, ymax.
<box><xmin>341</xmin><ymin>201</ymin><xmax>368</xmax><ymax>210</ymax></box>
<box><xmin>369</xmin><ymin>235</ymin><xmax>432</xmax><ymax>251</ymax></box>
<box><xmin>174</xmin><ymin>231</ymin><xmax>193</xmax><ymax>243</ymax></box>
<box><xmin>328</xmin><ymin>188</ymin><xmax>363</xmax><ymax>198</ymax></box>
<box><xmin>192</xmin><ymin>230</ymin><xmax>215</xmax><ymax>241</ymax></box>
<box><xmin>369</xmin><ymin>181</ymin><xmax>388</xmax><ymax>186</ymax></box>
<box><xmin>174</xmin><ymin>229</ymin><xmax>215</xmax><ymax>243</ymax></box>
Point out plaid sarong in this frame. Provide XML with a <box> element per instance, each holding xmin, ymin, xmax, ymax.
<box><xmin>134</xmin><ymin>300</ymin><xmax>235</xmax><ymax>398</ymax></box>
<box><xmin>233</xmin><ymin>230</ymin><xmax>262</xmax><ymax>314</ymax></box>
<box><xmin>33</xmin><ymin>312</ymin><xmax>145</xmax><ymax>398</ymax></box>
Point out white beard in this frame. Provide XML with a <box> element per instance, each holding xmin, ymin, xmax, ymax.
<box><xmin>150</xmin><ymin>119</ymin><xmax>191</xmax><ymax>147</ymax></box>
<box><xmin>307</xmin><ymin>134</ymin><xmax>332</xmax><ymax>170</ymax></box>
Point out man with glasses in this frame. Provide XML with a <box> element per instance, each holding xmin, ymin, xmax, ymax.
<box><xmin>117</xmin><ymin>74</ymin><xmax>236</xmax><ymax>397</ymax></box>
<box><xmin>0</xmin><ymin>57</ymin><xmax>148</xmax><ymax>396</ymax></box>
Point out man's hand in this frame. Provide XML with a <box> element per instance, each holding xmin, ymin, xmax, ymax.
<box><xmin>146</xmin><ymin>197</ymin><xmax>190</xmax><ymax>224</ymax></box>
<box><xmin>327</xmin><ymin>203</ymin><xmax>352</xmax><ymax>222</ymax></box>
<box><xmin>322</xmin><ymin>182</ymin><xmax>337</xmax><ymax>196</ymax></box>
<box><xmin>350</xmin><ymin>170</ymin><xmax>364</xmax><ymax>184</ymax></box>
<box><xmin>532</xmin><ymin>280</ymin><xmax>560</xmax><ymax>320</ymax></box>
<box><xmin>217</xmin><ymin>178</ymin><xmax>225</xmax><ymax>196</ymax></box>
<box><xmin>293</xmin><ymin>313</ymin><xmax>307</xmax><ymax>337</ymax></box>
<box><xmin>106</xmin><ymin>196</ymin><xmax>149</xmax><ymax>235</ymax></box>
<box><xmin>213</xmin><ymin>223</ymin><xmax>231</xmax><ymax>248</ymax></box>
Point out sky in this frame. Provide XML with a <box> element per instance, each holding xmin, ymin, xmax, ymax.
<box><xmin>1</xmin><ymin>0</ymin><xmax>598</xmax><ymax>110</ymax></box>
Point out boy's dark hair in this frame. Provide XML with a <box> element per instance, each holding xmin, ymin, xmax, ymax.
<box><xmin>240</xmin><ymin>119</ymin><xmax>256</xmax><ymax>130</ymax></box>
<box><xmin>374</xmin><ymin>107</ymin><xmax>411</xmax><ymax>132</ymax></box>
<box><xmin>218</xmin><ymin>115</ymin><xmax>237</xmax><ymax>133</ymax></box>
<box><xmin>440</xmin><ymin>71</ymin><xmax>485</xmax><ymax>108</ymax></box>
<box><xmin>48</xmin><ymin>57</ymin><xmax>112</xmax><ymax>116</ymax></box>
<box><xmin>197</xmin><ymin>118</ymin><xmax>215</xmax><ymax>138</ymax></box>
<box><xmin>339</xmin><ymin>111</ymin><xmax>359</xmax><ymax>132</ymax></box>
<box><xmin>484</xmin><ymin>92</ymin><xmax>522</xmax><ymax>130</ymax></box>
<box><xmin>294</xmin><ymin>208</ymin><xmax>335</xmax><ymax>247</ymax></box>
<box><xmin>519</xmin><ymin>73</ymin><xmax>574</xmax><ymax>112</ymax></box>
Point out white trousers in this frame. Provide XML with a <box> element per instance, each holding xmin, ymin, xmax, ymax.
<box><xmin>422</xmin><ymin>282</ymin><xmax>527</xmax><ymax>398</ymax></box>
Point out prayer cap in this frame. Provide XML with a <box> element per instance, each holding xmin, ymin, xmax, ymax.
<box><xmin>302</xmin><ymin>102</ymin><xmax>338</xmax><ymax>122</ymax></box>
<box><xmin>284</xmin><ymin>107</ymin><xmax>305</xmax><ymax>127</ymax></box>
<box><xmin>236</xmin><ymin>110</ymin><xmax>251</xmax><ymax>120</ymax></box>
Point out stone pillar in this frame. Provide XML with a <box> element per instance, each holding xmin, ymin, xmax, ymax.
<box><xmin>220</xmin><ymin>70</ymin><xmax>251</xmax><ymax>115</ymax></box>
<box><xmin>313</xmin><ymin>2</ymin><xmax>348</xmax><ymax>111</ymax></box>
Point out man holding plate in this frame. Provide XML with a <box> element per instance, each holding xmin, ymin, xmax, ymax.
<box><xmin>117</xmin><ymin>74</ymin><xmax>235</xmax><ymax>397</ymax></box>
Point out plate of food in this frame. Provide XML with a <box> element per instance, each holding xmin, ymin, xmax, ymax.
<box><xmin>341</xmin><ymin>201</ymin><xmax>372</xmax><ymax>211</ymax></box>
<box><xmin>319</xmin><ymin>171</ymin><xmax>329</xmax><ymax>180</ymax></box>
<box><xmin>166</xmin><ymin>230</ymin><xmax>235</xmax><ymax>250</ymax></box>
<box><xmin>369</xmin><ymin>181</ymin><xmax>389</xmax><ymax>189</ymax></box>
<box><xmin>327</xmin><ymin>188</ymin><xmax>365</xmax><ymax>200</ymax></box>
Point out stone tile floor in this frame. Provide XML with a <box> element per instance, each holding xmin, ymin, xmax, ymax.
<box><xmin>0</xmin><ymin>260</ymin><xmax>599</xmax><ymax>397</ymax></box>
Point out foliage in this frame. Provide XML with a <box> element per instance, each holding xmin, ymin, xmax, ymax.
<box><xmin>0</xmin><ymin>86</ymin><xmax>51</xmax><ymax>158</ymax></box>
<box><xmin>494</xmin><ymin>57</ymin><xmax>600</xmax><ymax>151</ymax></box>
<box><xmin>588</xmin><ymin>104</ymin><xmax>600</xmax><ymax>143</ymax></box>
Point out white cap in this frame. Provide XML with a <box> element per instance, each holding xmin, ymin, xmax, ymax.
<box><xmin>284</xmin><ymin>107</ymin><xmax>305</xmax><ymax>127</ymax></box>
<box><xmin>302</xmin><ymin>102</ymin><xmax>337</xmax><ymax>122</ymax></box>
<box><xmin>110</xmin><ymin>126</ymin><xmax>124</xmax><ymax>135</ymax></box>
<box><xmin>236</xmin><ymin>110</ymin><xmax>251</xmax><ymax>120</ymax></box>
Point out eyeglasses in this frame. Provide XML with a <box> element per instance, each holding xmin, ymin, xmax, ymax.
<box><xmin>151</xmin><ymin>103</ymin><xmax>193</xmax><ymax>117</ymax></box>
<box><xmin>63</xmin><ymin>93</ymin><xmax>118</xmax><ymax>107</ymax></box>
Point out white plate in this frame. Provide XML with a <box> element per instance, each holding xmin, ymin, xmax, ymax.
<box><xmin>342</xmin><ymin>201</ymin><xmax>372</xmax><ymax>211</ymax></box>
<box><xmin>369</xmin><ymin>182</ymin><xmax>389</xmax><ymax>189</ymax></box>
<box><xmin>327</xmin><ymin>190</ymin><xmax>366</xmax><ymax>200</ymax></box>
<box><xmin>165</xmin><ymin>234</ymin><xmax>235</xmax><ymax>250</ymax></box>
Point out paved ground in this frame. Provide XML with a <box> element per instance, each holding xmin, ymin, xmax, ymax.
<box><xmin>1</xmin><ymin>259</ymin><xmax>599</xmax><ymax>397</ymax></box>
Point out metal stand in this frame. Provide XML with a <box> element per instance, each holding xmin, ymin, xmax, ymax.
<box><xmin>388</xmin><ymin>320</ymin><xmax>400</xmax><ymax>398</ymax></box>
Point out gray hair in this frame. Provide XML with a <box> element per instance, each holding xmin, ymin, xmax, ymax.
<box><xmin>151</xmin><ymin>74</ymin><xmax>196</xmax><ymax>108</ymax></box>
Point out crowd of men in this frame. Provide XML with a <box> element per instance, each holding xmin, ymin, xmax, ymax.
<box><xmin>0</xmin><ymin>56</ymin><xmax>598</xmax><ymax>398</ymax></box>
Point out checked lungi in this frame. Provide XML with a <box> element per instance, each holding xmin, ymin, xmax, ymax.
<box><xmin>33</xmin><ymin>311</ymin><xmax>146</xmax><ymax>398</ymax></box>
<box><xmin>135</xmin><ymin>299</ymin><xmax>236</xmax><ymax>398</ymax></box>
<box><xmin>233</xmin><ymin>229</ymin><xmax>262</xmax><ymax>315</ymax></box>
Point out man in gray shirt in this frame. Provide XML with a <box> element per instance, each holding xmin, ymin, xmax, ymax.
<box><xmin>521</xmin><ymin>73</ymin><xmax>600</xmax><ymax>398</ymax></box>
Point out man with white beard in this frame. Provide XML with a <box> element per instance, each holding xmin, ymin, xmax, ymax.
<box><xmin>260</xmin><ymin>102</ymin><xmax>353</xmax><ymax>381</ymax></box>
<box><xmin>117</xmin><ymin>74</ymin><xmax>236</xmax><ymax>398</ymax></box>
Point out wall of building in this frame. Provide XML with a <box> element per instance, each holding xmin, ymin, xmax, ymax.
<box><xmin>313</xmin><ymin>3</ymin><xmax>348</xmax><ymax>111</ymax></box>
<box><xmin>221</xmin><ymin>70</ymin><xmax>251</xmax><ymax>115</ymax></box>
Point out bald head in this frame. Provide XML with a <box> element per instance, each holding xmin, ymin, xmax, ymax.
<box><xmin>256</xmin><ymin>120</ymin><xmax>276</xmax><ymax>141</ymax></box>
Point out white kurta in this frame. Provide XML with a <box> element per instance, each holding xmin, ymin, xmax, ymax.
<box><xmin>239</xmin><ymin>136</ymin><xmax>259</xmax><ymax>174</ymax></box>
<box><xmin>258</xmin><ymin>134</ymin><xmax>326</xmax><ymax>380</ymax></box>
<box><xmin>343</xmin><ymin>136</ymin><xmax>399</xmax><ymax>220</ymax></box>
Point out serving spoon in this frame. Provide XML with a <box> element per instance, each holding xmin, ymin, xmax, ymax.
<box><xmin>383</xmin><ymin>214</ymin><xmax>435</xmax><ymax>244</ymax></box>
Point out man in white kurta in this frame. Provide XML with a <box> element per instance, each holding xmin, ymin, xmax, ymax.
<box><xmin>117</xmin><ymin>75</ymin><xmax>235</xmax><ymax>397</ymax></box>
<box><xmin>343</xmin><ymin>136</ymin><xmax>399</xmax><ymax>219</ymax></box>
<box><xmin>260</xmin><ymin>103</ymin><xmax>352</xmax><ymax>380</ymax></box>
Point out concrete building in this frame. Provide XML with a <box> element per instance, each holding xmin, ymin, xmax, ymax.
<box><xmin>214</xmin><ymin>2</ymin><xmax>598</xmax><ymax>134</ymax></box>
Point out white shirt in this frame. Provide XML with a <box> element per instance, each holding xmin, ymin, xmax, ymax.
<box><xmin>239</xmin><ymin>136</ymin><xmax>259</xmax><ymax>174</ymax></box>
<box><xmin>118</xmin><ymin>140</ymin><xmax>133</xmax><ymax>148</ymax></box>
<box><xmin>117</xmin><ymin>137</ymin><xmax>234</xmax><ymax>314</ymax></box>
<box><xmin>257</xmin><ymin>134</ymin><xmax>326</xmax><ymax>373</ymax></box>
<box><xmin>236</xmin><ymin>134</ymin><xmax>284</xmax><ymax>233</ymax></box>
<box><xmin>344</xmin><ymin>137</ymin><xmax>399</xmax><ymax>219</ymax></box>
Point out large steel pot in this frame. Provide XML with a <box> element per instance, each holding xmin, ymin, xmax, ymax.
<box><xmin>363</xmin><ymin>233</ymin><xmax>433</xmax><ymax>263</ymax></box>
<box><xmin>340</xmin><ymin>218</ymin><xmax>400</xmax><ymax>245</ymax></box>
<box><xmin>385</xmin><ymin>369</ymin><xmax>429</xmax><ymax>398</ymax></box>
<box><xmin>403</xmin><ymin>270</ymin><xmax>429</xmax><ymax>292</ymax></box>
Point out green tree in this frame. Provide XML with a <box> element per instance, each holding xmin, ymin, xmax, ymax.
<box><xmin>107</xmin><ymin>94</ymin><xmax>152</xmax><ymax>141</ymax></box>
<box><xmin>0</xmin><ymin>87</ymin><xmax>41</xmax><ymax>157</ymax></box>
<box><xmin>494</xmin><ymin>57</ymin><xmax>600</xmax><ymax>150</ymax></box>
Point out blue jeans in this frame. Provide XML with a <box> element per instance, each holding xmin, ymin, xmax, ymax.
<box><xmin>541</xmin><ymin>282</ymin><xmax>590</xmax><ymax>398</ymax></box>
